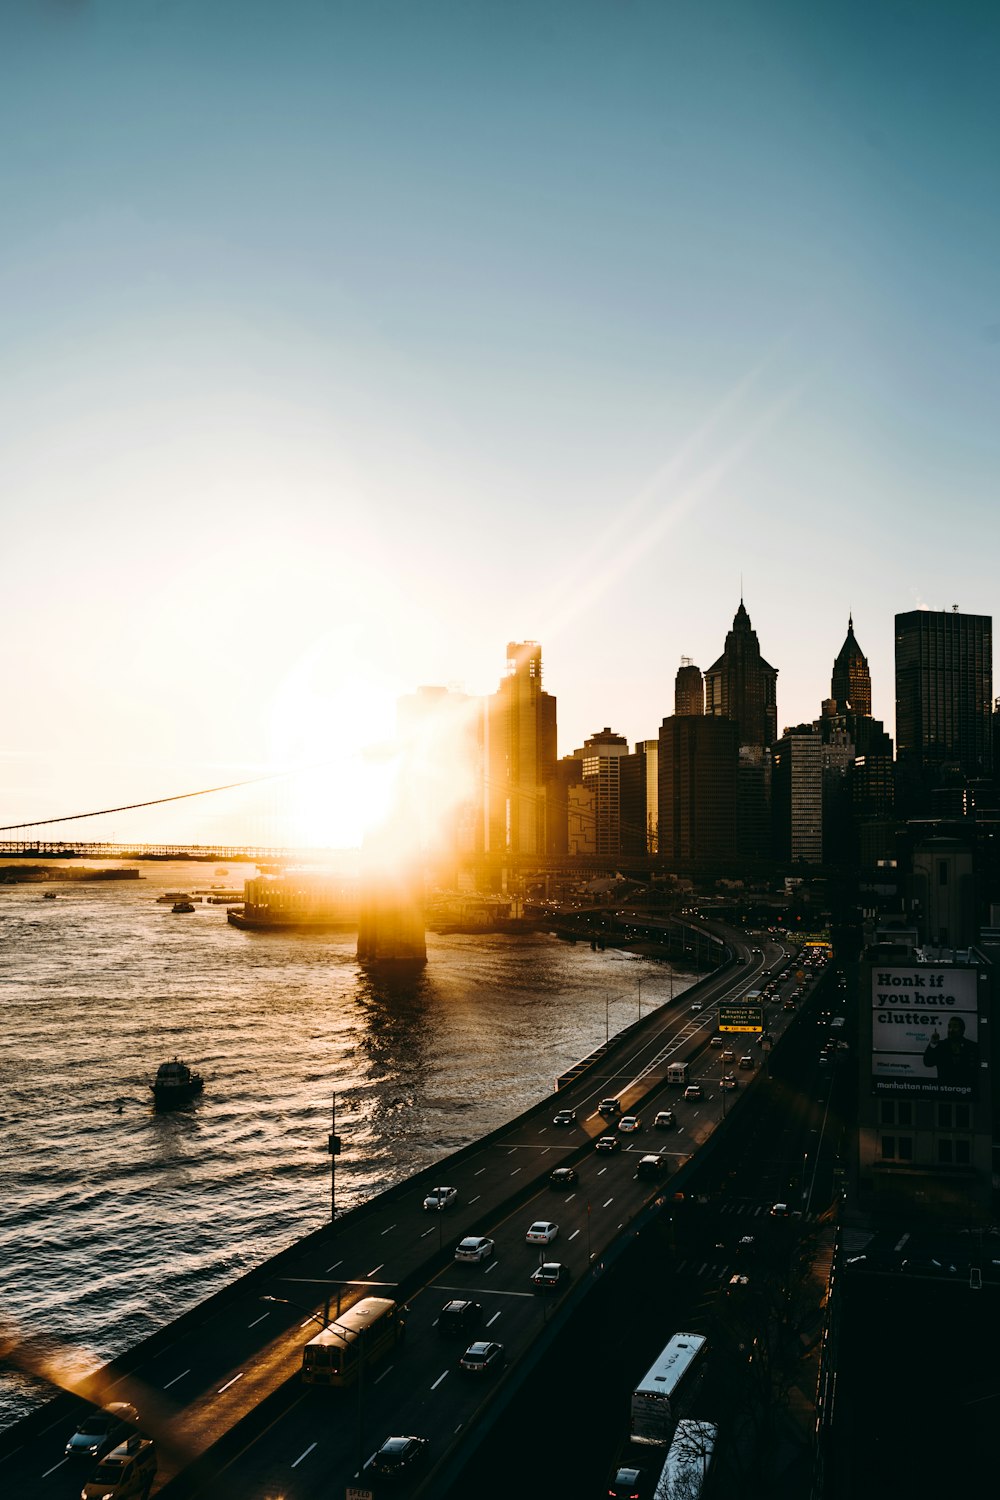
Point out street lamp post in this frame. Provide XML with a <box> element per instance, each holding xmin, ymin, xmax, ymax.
<box><xmin>327</xmin><ymin>1093</ymin><xmax>341</xmax><ymax>1224</ymax></box>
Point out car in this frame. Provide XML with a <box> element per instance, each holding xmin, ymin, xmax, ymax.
<box><xmin>770</xmin><ymin>1202</ymin><xmax>790</xmax><ymax>1217</ymax></box>
<box><xmin>549</xmin><ymin>1166</ymin><xmax>578</xmax><ymax>1188</ymax></box>
<box><xmin>783</xmin><ymin>999</ymin><xmax>796</xmax><ymax>1011</ymax></box>
<box><xmin>598</xmin><ymin>1097</ymin><xmax>621</xmax><ymax>1116</ymax></box>
<box><xmin>653</xmin><ymin>1109</ymin><xmax>675</xmax><ymax>1129</ymax></box>
<box><xmin>738</xmin><ymin>1233</ymin><xmax>756</xmax><ymax>1255</ymax></box>
<box><xmin>738</xmin><ymin>1054</ymin><xmax>754</xmax><ymax>1069</ymax></box>
<box><xmin>608</xmin><ymin>1462</ymin><xmax>654</xmax><ymax>1498</ymax></box>
<box><xmin>721</xmin><ymin>1048</ymin><xmax>735</xmax><ymax>1062</ymax></box>
<box><xmin>710</xmin><ymin>1035</ymin><xmax>724</xmax><ymax>1047</ymax></box>
<box><xmin>80</xmin><ymin>1436</ymin><xmax>155</xmax><ymax>1500</ymax></box>
<box><xmin>459</xmin><ymin>1339</ymin><xmax>505</xmax><ymax>1374</ymax></box>
<box><xmin>595</xmin><ymin>1133</ymin><xmax>620</xmax><ymax>1152</ymax></box>
<box><xmin>721</xmin><ymin>1074</ymin><xmax>738</xmax><ymax>1091</ymax></box>
<box><xmin>683</xmin><ymin>1084</ymin><xmax>703</xmax><ymax>1101</ymax></box>
<box><xmin>636</xmin><ymin>1153</ymin><xmax>667</xmax><ymax>1179</ymax></box>
<box><xmin>362</xmin><ymin>1435</ymin><xmax>429</xmax><ymax>1480</ymax></box>
<box><xmin>552</xmin><ymin>1108</ymin><xmax>576</xmax><ymax>1125</ymax></box>
<box><xmin>727</xmin><ymin>1272</ymin><xmax>751</xmax><ymax>1292</ymax></box>
<box><xmin>437</xmin><ymin>1298</ymin><xmax>482</xmax><ymax>1334</ymax></box>
<box><xmin>454</xmin><ymin>1235</ymin><xmax>494</xmax><ymax>1263</ymax></box>
<box><xmin>530</xmin><ymin>1261</ymin><xmax>569</xmax><ymax>1291</ymax></box>
<box><xmin>618</xmin><ymin>1114</ymin><xmax>642</xmax><ymax>1133</ymax></box>
<box><xmin>66</xmin><ymin>1403</ymin><xmax>140</xmax><ymax>1461</ymax></box>
<box><xmin>526</xmin><ymin>1220</ymin><xmax>559</xmax><ymax>1244</ymax></box>
<box><xmin>422</xmin><ymin>1185</ymin><xmax>458</xmax><ymax>1211</ymax></box>
<box><xmin>689</xmin><ymin>1002</ymin><xmax>703</xmax><ymax>1012</ymax></box>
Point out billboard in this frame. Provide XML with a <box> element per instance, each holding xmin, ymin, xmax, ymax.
<box><xmin>871</xmin><ymin>965</ymin><xmax>979</xmax><ymax>1099</ymax></box>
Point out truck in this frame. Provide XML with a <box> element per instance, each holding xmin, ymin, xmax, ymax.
<box><xmin>666</xmin><ymin>1061</ymin><xmax>688</xmax><ymax>1085</ymax></box>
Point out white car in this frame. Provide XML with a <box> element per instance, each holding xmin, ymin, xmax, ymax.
<box><xmin>423</xmin><ymin>1186</ymin><xmax>458</xmax><ymax>1211</ymax></box>
<box><xmin>454</xmin><ymin>1235</ymin><xmax>495</xmax><ymax>1263</ymax></box>
<box><xmin>525</xmin><ymin>1220</ymin><xmax>559</xmax><ymax>1244</ymax></box>
<box><xmin>618</xmin><ymin>1114</ymin><xmax>642</xmax><ymax>1133</ymax></box>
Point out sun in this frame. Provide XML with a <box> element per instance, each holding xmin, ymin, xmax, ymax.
<box><xmin>268</xmin><ymin>651</ymin><xmax>402</xmax><ymax>850</ymax></box>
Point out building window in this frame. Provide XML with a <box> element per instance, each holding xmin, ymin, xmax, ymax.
<box><xmin>880</xmin><ymin>1101</ymin><xmax>895</xmax><ymax>1126</ymax></box>
<box><xmin>955</xmin><ymin>1105</ymin><xmax>970</xmax><ymax>1130</ymax></box>
<box><xmin>881</xmin><ymin>1135</ymin><xmax>895</xmax><ymax>1160</ymax></box>
<box><xmin>938</xmin><ymin>1139</ymin><xmax>953</xmax><ymax>1165</ymax></box>
<box><xmin>898</xmin><ymin>1102</ymin><xmax>913</xmax><ymax>1127</ymax></box>
<box><xmin>938</xmin><ymin>1104</ymin><xmax>953</xmax><ymax>1129</ymax></box>
<box><xmin>955</xmin><ymin>1140</ymin><xmax>971</xmax><ymax>1165</ymax></box>
<box><xmin>898</xmin><ymin>1136</ymin><xmax>913</xmax><ymax>1161</ymax></box>
<box><xmin>938</xmin><ymin>861</ymin><xmax>949</xmax><ymax>886</ymax></box>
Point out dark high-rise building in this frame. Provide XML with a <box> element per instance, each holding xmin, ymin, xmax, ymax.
<box><xmin>895</xmin><ymin>609</ymin><xmax>993</xmax><ymax>812</ymax></box>
<box><xmin>485</xmin><ymin>641</ymin><xmax>557</xmax><ymax>857</ymax></box>
<box><xmin>579</xmin><ymin>728</ymin><xmax>629</xmax><ymax>858</ymax></box>
<box><xmin>674</xmin><ymin>658</ymin><xmax>704</xmax><ymax>716</ymax></box>
<box><xmin>658</xmin><ymin>715</ymin><xmax>738</xmax><ymax>869</ymax></box>
<box><xmin>831</xmin><ymin>615</ymin><xmax>872</xmax><ymax>716</ymax></box>
<box><xmin>704</xmin><ymin>601</ymin><xmax>778</xmax><ymax>748</ymax></box>
<box><xmin>620</xmin><ymin>740</ymin><xmax>658</xmax><ymax>856</ymax></box>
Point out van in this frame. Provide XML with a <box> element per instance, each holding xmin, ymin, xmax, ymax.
<box><xmin>81</xmin><ymin>1436</ymin><xmax>156</xmax><ymax>1500</ymax></box>
<box><xmin>666</xmin><ymin>1062</ymin><xmax>688</xmax><ymax>1085</ymax></box>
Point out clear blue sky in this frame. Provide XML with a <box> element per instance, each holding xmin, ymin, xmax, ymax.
<box><xmin>2</xmin><ymin>1</ymin><xmax>998</xmax><ymax>844</ymax></box>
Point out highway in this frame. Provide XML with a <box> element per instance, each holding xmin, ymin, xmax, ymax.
<box><xmin>2</xmin><ymin>930</ymin><xmax>823</xmax><ymax>1500</ymax></box>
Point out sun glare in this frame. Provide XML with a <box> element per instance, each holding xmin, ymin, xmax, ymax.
<box><xmin>269</xmin><ymin>651</ymin><xmax>402</xmax><ymax>849</ymax></box>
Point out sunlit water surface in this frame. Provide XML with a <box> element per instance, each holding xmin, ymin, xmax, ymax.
<box><xmin>0</xmin><ymin>863</ymin><xmax>691</xmax><ymax>1429</ymax></box>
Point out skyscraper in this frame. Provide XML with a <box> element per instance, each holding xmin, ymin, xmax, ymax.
<box><xmin>485</xmin><ymin>641</ymin><xmax>557</xmax><ymax>857</ymax></box>
<box><xmin>704</xmin><ymin>601</ymin><xmax>778</xmax><ymax>748</ymax></box>
<box><xmin>674</xmin><ymin>658</ymin><xmax>705</xmax><ymax>716</ymax></box>
<box><xmin>895</xmin><ymin>609</ymin><xmax>993</xmax><ymax>810</ymax></box>
<box><xmin>830</xmin><ymin>615</ymin><xmax>872</xmax><ymax>716</ymax></box>
<box><xmin>658</xmin><ymin>714</ymin><xmax>738</xmax><ymax>868</ymax></box>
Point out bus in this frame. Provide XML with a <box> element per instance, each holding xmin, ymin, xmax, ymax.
<box><xmin>629</xmin><ymin>1333</ymin><xmax>708</xmax><ymax>1446</ymax></box>
<box><xmin>653</xmin><ymin>1419</ymin><xmax>717</xmax><ymax>1499</ymax></box>
<box><xmin>300</xmin><ymin>1296</ymin><xmax>405</xmax><ymax>1387</ymax></box>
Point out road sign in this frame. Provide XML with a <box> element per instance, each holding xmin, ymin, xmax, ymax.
<box><xmin>719</xmin><ymin>1002</ymin><xmax>763</xmax><ymax>1033</ymax></box>
<box><xmin>347</xmin><ymin>1489</ymin><xmax>374</xmax><ymax>1500</ymax></box>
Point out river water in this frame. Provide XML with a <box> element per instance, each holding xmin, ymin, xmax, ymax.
<box><xmin>0</xmin><ymin>862</ymin><xmax>692</xmax><ymax>1430</ymax></box>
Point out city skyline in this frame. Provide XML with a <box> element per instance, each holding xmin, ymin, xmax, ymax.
<box><xmin>3</xmin><ymin>2</ymin><xmax>998</xmax><ymax>847</ymax></box>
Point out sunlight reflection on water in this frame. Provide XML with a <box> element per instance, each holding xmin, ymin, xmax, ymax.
<box><xmin>0</xmin><ymin>863</ymin><xmax>692</xmax><ymax>1427</ymax></box>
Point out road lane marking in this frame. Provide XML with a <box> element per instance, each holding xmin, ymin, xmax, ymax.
<box><xmin>163</xmin><ymin>1369</ymin><xmax>190</xmax><ymax>1390</ymax></box>
<box><xmin>325</xmin><ymin>1260</ymin><xmax>343</xmax><ymax>1273</ymax></box>
<box><xmin>431</xmin><ymin>1370</ymin><xmax>449</xmax><ymax>1390</ymax></box>
<box><xmin>487</xmin><ymin>1311</ymin><xmax>502</xmax><ymax>1326</ymax></box>
<box><xmin>486</xmin><ymin>1260</ymin><xmax>498</xmax><ymax>1274</ymax></box>
<box><xmin>380</xmin><ymin>1224</ymin><xmax>397</xmax><ymax>1236</ymax></box>
<box><xmin>366</xmin><ymin>1264</ymin><xmax>384</xmax><ymax>1277</ymax></box>
<box><xmin>475</xmin><ymin>1167</ymin><xmax>486</xmax><ymax>1175</ymax></box>
<box><xmin>218</xmin><ymin>1372</ymin><xmax>244</xmax><ymax>1394</ymax></box>
<box><xmin>510</xmin><ymin>1167</ymin><xmax>521</xmax><ymax>1176</ymax></box>
<box><xmin>469</xmin><ymin>1194</ymin><xmax>480</xmax><ymax>1203</ymax></box>
<box><xmin>602</xmin><ymin>1198</ymin><xmax>613</xmax><ymax>1208</ymax></box>
<box><xmin>374</xmin><ymin>1365</ymin><xmax>394</xmax><ymax>1384</ymax></box>
<box><xmin>291</xmin><ymin>1442</ymin><xmax>317</xmax><ymax>1468</ymax></box>
<box><xmin>597</xmin><ymin>1167</ymin><xmax>608</xmax><ymax>1176</ymax></box>
<box><xmin>566</xmin><ymin>1192</ymin><xmax>577</xmax><ymax>1201</ymax></box>
<box><xmin>421</xmin><ymin>1227</ymin><xmax>435</xmax><ymax>1237</ymax></box>
<box><xmin>247</xmin><ymin>1313</ymin><xmax>269</xmax><ymax>1328</ymax></box>
<box><xmin>42</xmin><ymin>1459</ymin><xmax>68</xmax><ymax>1478</ymax></box>
<box><xmin>568</xmin><ymin>1230</ymin><xmax>580</xmax><ymax>1241</ymax></box>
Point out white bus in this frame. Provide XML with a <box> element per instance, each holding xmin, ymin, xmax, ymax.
<box><xmin>629</xmin><ymin>1333</ymin><xmax>708</xmax><ymax>1446</ymax></box>
<box><xmin>653</xmin><ymin>1419</ymin><xmax>717</xmax><ymax>1499</ymax></box>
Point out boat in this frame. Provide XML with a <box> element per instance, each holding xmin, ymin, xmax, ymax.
<box><xmin>151</xmin><ymin>1059</ymin><xmax>204</xmax><ymax>1107</ymax></box>
<box><xmin>156</xmin><ymin>891</ymin><xmax>192</xmax><ymax>905</ymax></box>
<box><xmin>43</xmin><ymin>891</ymin><xmax>58</xmax><ymax>900</ymax></box>
<box><xmin>172</xmin><ymin>901</ymin><xmax>196</xmax><ymax>913</ymax></box>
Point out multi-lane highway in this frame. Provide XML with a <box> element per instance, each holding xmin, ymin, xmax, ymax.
<box><xmin>3</xmin><ymin>931</ymin><xmax>825</xmax><ymax>1500</ymax></box>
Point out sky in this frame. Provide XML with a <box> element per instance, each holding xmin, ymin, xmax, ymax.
<box><xmin>2</xmin><ymin>0</ymin><xmax>999</xmax><ymax>848</ymax></box>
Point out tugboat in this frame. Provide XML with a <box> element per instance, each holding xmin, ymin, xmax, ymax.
<box><xmin>151</xmin><ymin>1059</ymin><xmax>204</xmax><ymax>1108</ymax></box>
<box><xmin>171</xmin><ymin>900</ymin><xmax>196</xmax><ymax>913</ymax></box>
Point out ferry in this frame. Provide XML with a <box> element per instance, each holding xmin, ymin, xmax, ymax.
<box><xmin>151</xmin><ymin>1059</ymin><xmax>204</xmax><ymax>1107</ymax></box>
<box><xmin>171</xmin><ymin>901</ymin><xmax>196</xmax><ymax>914</ymax></box>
